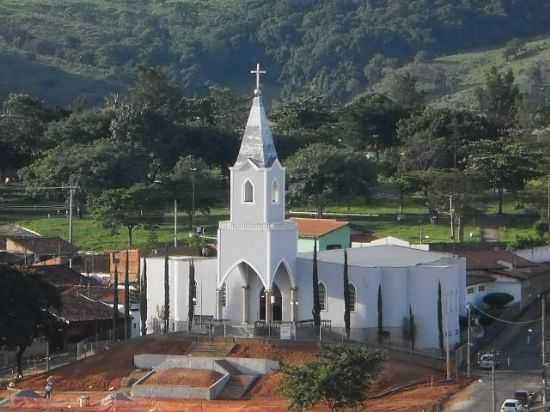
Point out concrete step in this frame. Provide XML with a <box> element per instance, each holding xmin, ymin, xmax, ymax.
<box><xmin>218</xmin><ymin>375</ymin><xmax>258</xmax><ymax>400</ymax></box>
<box><xmin>187</xmin><ymin>341</ymin><xmax>234</xmax><ymax>357</ymax></box>
<box><xmin>215</xmin><ymin>359</ymin><xmax>242</xmax><ymax>376</ymax></box>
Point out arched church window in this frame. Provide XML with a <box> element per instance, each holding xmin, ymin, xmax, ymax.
<box><xmin>272</xmin><ymin>179</ymin><xmax>279</xmax><ymax>203</ymax></box>
<box><xmin>193</xmin><ymin>280</ymin><xmax>198</xmax><ymax>306</ymax></box>
<box><xmin>348</xmin><ymin>284</ymin><xmax>356</xmax><ymax>312</ymax></box>
<box><xmin>318</xmin><ymin>282</ymin><xmax>327</xmax><ymax>311</ymax></box>
<box><xmin>243</xmin><ymin>180</ymin><xmax>254</xmax><ymax>203</ymax></box>
<box><xmin>220</xmin><ymin>283</ymin><xmax>227</xmax><ymax>307</ymax></box>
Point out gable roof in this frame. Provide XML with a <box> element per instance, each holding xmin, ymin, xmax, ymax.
<box><xmin>290</xmin><ymin>218</ymin><xmax>349</xmax><ymax>238</ymax></box>
<box><xmin>50</xmin><ymin>290</ymin><xmax>113</xmax><ymax>323</ymax></box>
<box><xmin>453</xmin><ymin>249</ymin><xmax>534</xmax><ymax>271</ymax></box>
<box><xmin>234</xmin><ymin>94</ymin><xmax>278</xmax><ymax>168</ymax></box>
<box><xmin>27</xmin><ymin>264</ymin><xmax>101</xmax><ymax>289</ymax></box>
<box><xmin>7</xmin><ymin>236</ymin><xmax>78</xmax><ymax>257</ymax></box>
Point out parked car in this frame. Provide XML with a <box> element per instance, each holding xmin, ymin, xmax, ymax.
<box><xmin>479</xmin><ymin>352</ymin><xmax>501</xmax><ymax>369</ymax></box>
<box><xmin>500</xmin><ymin>399</ymin><xmax>526</xmax><ymax>412</ymax></box>
<box><xmin>514</xmin><ymin>390</ymin><xmax>538</xmax><ymax>407</ymax></box>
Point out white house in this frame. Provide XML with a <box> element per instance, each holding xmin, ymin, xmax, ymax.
<box><xmin>144</xmin><ymin>66</ymin><xmax>466</xmax><ymax>349</ymax></box>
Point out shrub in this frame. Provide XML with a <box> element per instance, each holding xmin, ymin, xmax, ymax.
<box><xmin>483</xmin><ymin>292</ymin><xmax>514</xmax><ymax>307</ymax></box>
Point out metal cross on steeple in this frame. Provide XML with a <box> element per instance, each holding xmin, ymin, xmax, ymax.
<box><xmin>250</xmin><ymin>63</ymin><xmax>266</xmax><ymax>95</ymax></box>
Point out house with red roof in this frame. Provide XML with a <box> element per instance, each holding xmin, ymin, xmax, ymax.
<box><xmin>290</xmin><ymin>217</ymin><xmax>351</xmax><ymax>253</ymax></box>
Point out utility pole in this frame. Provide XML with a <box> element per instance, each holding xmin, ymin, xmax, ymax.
<box><xmin>449</xmin><ymin>194</ymin><xmax>454</xmax><ymax>241</ymax></box>
<box><xmin>543</xmin><ymin>293</ymin><xmax>547</xmax><ymax>405</ymax></box>
<box><xmin>491</xmin><ymin>351</ymin><xmax>497</xmax><ymax>412</ymax></box>
<box><xmin>547</xmin><ymin>176</ymin><xmax>550</xmax><ymax>237</ymax></box>
<box><xmin>190</xmin><ymin>167</ymin><xmax>197</xmax><ymax>231</ymax></box>
<box><xmin>173</xmin><ymin>199</ymin><xmax>178</xmax><ymax>248</ymax></box>
<box><xmin>68</xmin><ymin>187</ymin><xmax>74</xmax><ymax>268</ymax></box>
<box><xmin>467</xmin><ymin>304</ymin><xmax>471</xmax><ymax>378</ymax></box>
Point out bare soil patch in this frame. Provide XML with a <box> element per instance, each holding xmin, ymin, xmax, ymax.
<box><xmin>144</xmin><ymin>368</ymin><xmax>222</xmax><ymax>388</ymax></box>
<box><xmin>229</xmin><ymin>342</ymin><xmax>319</xmax><ymax>364</ymax></box>
<box><xmin>18</xmin><ymin>337</ymin><xmax>192</xmax><ymax>391</ymax></box>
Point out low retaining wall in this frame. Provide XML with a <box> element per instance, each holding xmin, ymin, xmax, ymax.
<box><xmin>132</xmin><ymin>383</ymin><xmax>212</xmax><ymax>400</ymax></box>
<box><xmin>133</xmin><ymin>354</ymin><xmax>279</xmax><ymax>375</ymax></box>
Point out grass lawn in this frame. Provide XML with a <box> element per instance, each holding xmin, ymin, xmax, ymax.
<box><xmin>11</xmin><ymin>194</ymin><xmax>542</xmax><ymax>250</ymax></box>
<box><xmin>17</xmin><ymin>210</ymin><xmax>229</xmax><ymax>251</ymax></box>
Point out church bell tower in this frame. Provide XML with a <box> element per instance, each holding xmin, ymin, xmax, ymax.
<box><xmin>217</xmin><ymin>64</ymin><xmax>298</xmax><ymax>322</ymax></box>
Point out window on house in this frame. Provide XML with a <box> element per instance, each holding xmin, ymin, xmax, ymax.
<box><xmin>467</xmin><ymin>287</ymin><xmax>474</xmax><ymax>294</ymax></box>
<box><xmin>318</xmin><ymin>282</ymin><xmax>327</xmax><ymax>311</ymax></box>
<box><xmin>220</xmin><ymin>283</ymin><xmax>227</xmax><ymax>307</ymax></box>
<box><xmin>478</xmin><ymin>285</ymin><xmax>485</xmax><ymax>292</ymax></box>
<box><xmin>348</xmin><ymin>284</ymin><xmax>356</xmax><ymax>312</ymax></box>
<box><xmin>326</xmin><ymin>244</ymin><xmax>341</xmax><ymax>250</ymax></box>
<box><xmin>272</xmin><ymin>180</ymin><xmax>279</xmax><ymax>203</ymax></box>
<box><xmin>243</xmin><ymin>180</ymin><xmax>254</xmax><ymax>203</ymax></box>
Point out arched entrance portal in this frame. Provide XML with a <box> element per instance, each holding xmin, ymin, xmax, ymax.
<box><xmin>259</xmin><ymin>286</ymin><xmax>282</xmax><ymax>321</ymax></box>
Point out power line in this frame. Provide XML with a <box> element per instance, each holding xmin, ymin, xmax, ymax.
<box><xmin>471</xmin><ymin>303</ymin><xmax>542</xmax><ymax>325</ymax></box>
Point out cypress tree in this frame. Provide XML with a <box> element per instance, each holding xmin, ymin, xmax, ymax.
<box><xmin>312</xmin><ymin>239</ymin><xmax>321</xmax><ymax>329</ymax></box>
<box><xmin>437</xmin><ymin>281</ymin><xmax>444</xmax><ymax>355</ymax></box>
<box><xmin>140</xmin><ymin>258</ymin><xmax>147</xmax><ymax>336</ymax></box>
<box><xmin>124</xmin><ymin>250</ymin><xmax>130</xmax><ymax>339</ymax></box>
<box><xmin>112</xmin><ymin>264</ymin><xmax>119</xmax><ymax>341</ymax></box>
<box><xmin>377</xmin><ymin>284</ymin><xmax>383</xmax><ymax>343</ymax></box>
<box><xmin>409</xmin><ymin>304</ymin><xmax>416</xmax><ymax>352</ymax></box>
<box><xmin>164</xmin><ymin>254</ymin><xmax>170</xmax><ymax>334</ymax></box>
<box><xmin>188</xmin><ymin>259</ymin><xmax>196</xmax><ymax>332</ymax></box>
<box><xmin>343</xmin><ymin>249</ymin><xmax>351</xmax><ymax>340</ymax></box>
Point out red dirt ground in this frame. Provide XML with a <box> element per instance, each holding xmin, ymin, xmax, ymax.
<box><xmin>229</xmin><ymin>342</ymin><xmax>319</xmax><ymax>364</ymax></box>
<box><xmin>17</xmin><ymin>337</ymin><xmax>192</xmax><ymax>391</ymax></box>
<box><xmin>1</xmin><ymin>381</ymin><xmax>467</xmax><ymax>411</ymax></box>
<box><xmin>144</xmin><ymin>368</ymin><xmax>222</xmax><ymax>387</ymax></box>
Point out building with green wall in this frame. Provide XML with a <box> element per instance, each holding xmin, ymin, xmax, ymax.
<box><xmin>290</xmin><ymin>218</ymin><xmax>351</xmax><ymax>253</ymax></box>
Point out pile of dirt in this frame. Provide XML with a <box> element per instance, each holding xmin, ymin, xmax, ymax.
<box><xmin>229</xmin><ymin>342</ymin><xmax>319</xmax><ymax>364</ymax></box>
<box><xmin>19</xmin><ymin>337</ymin><xmax>192</xmax><ymax>391</ymax></box>
<box><xmin>144</xmin><ymin>368</ymin><xmax>222</xmax><ymax>388</ymax></box>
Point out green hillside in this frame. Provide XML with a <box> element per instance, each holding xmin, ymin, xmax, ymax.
<box><xmin>3</xmin><ymin>0</ymin><xmax>550</xmax><ymax>105</ymax></box>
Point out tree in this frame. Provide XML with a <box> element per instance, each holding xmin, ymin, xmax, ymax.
<box><xmin>187</xmin><ymin>260</ymin><xmax>196</xmax><ymax>332</ymax></box>
<box><xmin>287</xmin><ymin>143</ymin><xmax>377</xmax><ymax>216</ymax></box>
<box><xmin>502</xmin><ymin>38</ymin><xmax>523</xmax><ymax>61</ymax></box>
<box><xmin>397</xmin><ymin>107</ymin><xmax>498</xmax><ymax>172</ymax></box>
<box><xmin>93</xmin><ymin>183</ymin><xmax>162</xmax><ymax>247</ymax></box>
<box><xmin>409</xmin><ymin>305</ymin><xmax>416</xmax><ymax>352</ymax></box>
<box><xmin>166</xmin><ymin>155</ymin><xmax>223</xmax><ymax>229</ymax></box>
<box><xmin>377</xmin><ymin>284</ymin><xmax>383</xmax><ymax>343</ymax></box>
<box><xmin>386</xmin><ymin>72</ymin><xmax>425</xmax><ymax>110</ymax></box>
<box><xmin>437</xmin><ymin>281</ymin><xmax>443</xmax><ymax>355</ymax></box>
<box><xmin>466</xmin><ymin>138</ymin><xmax>542</xmax><ymax>214</ymax></box>
<box><xmin>140</xmin><ymin>258</ymin><xmax>148</xmax><ymax>336</ymax></box>
<box><xmin>124</xmin><ymin>250</ymin><xmax>130</xmax><ymax>340</ymax></box>
<box><xmin>338</xmin><ymin>93</ymin><xmax>408</xmax><ymax>157</ymax></box>
<box><xmin>281</xmin><ymin>345</ymin><xmax>384</xmax><ymax>412</ymax></box>
<box><xmin>343</xmin><ymin>249</ymin><xmax>351</xmax><ymax>340</ymax></box>
<box><xmin>475</xmin><ymin>67</ymin><xmax>520</xmax><ymax>128</ymax></box>
<box><xmin>112</xmin><ymin>264</ymin><xmax>119</xmax><ymax>341</ymax></box>
<box><xmin>164</xmin><ymin>254</ymin><xmax>170</xmax><ymax>334</ymax></box>
<box><xmin>364</xmin><ymin>54</ymin><xmax>398</xmax><ymax>86</ymax></box>
<box><xmin>0</xmin><ymin>265</ymin><xmax>61</xmax><ymax>377</ymax></box>
<box><xmin>312</xmin><ymin>239</ymin><xmax>321</xmax><ymax>329</ymax></box>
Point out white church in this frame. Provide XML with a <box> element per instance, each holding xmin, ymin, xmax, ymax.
<box><xmin>144</xmin><ymin>66</ymin><xmax>466</xmax><ymax>349</ymax></box>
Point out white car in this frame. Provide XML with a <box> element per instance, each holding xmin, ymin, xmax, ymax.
<box><xmin>500</xmin><ymin>399</ymin><xmax>525</xmax><ymax>412</ymax></box>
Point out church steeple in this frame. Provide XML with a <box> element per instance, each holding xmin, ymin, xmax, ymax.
<box><xmin>234</xmin><ymin>64</ymin><xmax>278</xmax><ymax>168</ymax></box>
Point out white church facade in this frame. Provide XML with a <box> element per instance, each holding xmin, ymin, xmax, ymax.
<box><xmin>144</xmin><ymin>66</ymin><xmax>466</xmax><ymax>349</ymax></box>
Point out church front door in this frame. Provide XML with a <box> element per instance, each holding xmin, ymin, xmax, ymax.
<box><xmin>259</xmin><ymin>286</ymin><xmax>282</xmax><ymax>321</ymax></box>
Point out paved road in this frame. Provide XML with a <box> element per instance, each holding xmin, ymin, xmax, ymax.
<box><xmin>445</xmin><ymin>371</ymin><xmax>542</xmax><ymax>411</ymax></box>
<box><xmin>445</xmin><ymin>300</ymin><xmax>550</xmax><ymax>411</ymax></box>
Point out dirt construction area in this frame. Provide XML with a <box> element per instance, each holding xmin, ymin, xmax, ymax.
<box><xmin>144</xmin><ymin>368</ymin><xmax>222</xmax><ymax>387</ymax></box>
<box><xmin>0</xmin><ymin>338</ymin><xmax>468</xmax><ymax>411</ymax></box>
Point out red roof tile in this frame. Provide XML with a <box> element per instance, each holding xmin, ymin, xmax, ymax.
<box><xmin>290</xmin><ymin>218</ymin><xmax>349</xmax><ymax>238</ymax></box>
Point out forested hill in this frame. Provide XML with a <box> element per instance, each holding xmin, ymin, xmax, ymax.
<box><xmin>2</xmin><ymin>0</ymin><xmax>550</xmax><ymax>105</ymax></box>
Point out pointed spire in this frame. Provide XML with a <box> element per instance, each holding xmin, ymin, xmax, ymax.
<box><xmin>234</xmin><ymin>63</ymin><xmax>278</xmax><ymax>168</ymax></box>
